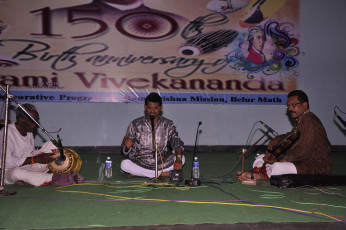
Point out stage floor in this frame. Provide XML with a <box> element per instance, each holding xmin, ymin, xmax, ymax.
<box><xmin>1</xmin><ymin>151</ymin><xmax>346</xmax><ymax>229</ymax></box>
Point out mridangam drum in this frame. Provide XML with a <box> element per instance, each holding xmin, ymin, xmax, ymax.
<box><xmin>48</xmin><ymin>148</ymin><xmax>82</xmax><ymax>174</ymax></box>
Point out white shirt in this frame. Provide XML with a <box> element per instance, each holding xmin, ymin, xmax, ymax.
<box><xmin>0</xmin><ymin>123</ymin><xmax>39</xmax><ymax>169</ymax></box>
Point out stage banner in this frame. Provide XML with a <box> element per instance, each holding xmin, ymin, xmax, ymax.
<box><xmin>0</xmin><ymin>0</ymin><xmax>300</xmax><ymax>104</ymax></box>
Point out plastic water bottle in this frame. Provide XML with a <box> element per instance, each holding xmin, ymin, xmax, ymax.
<box><xmin>192</xmin><ymin>157</ymin><xmax>200</xmax><ymax>179</ymax></box>
<box><xmin>105</xmin><ymin>157</ymin><xmax>112</xmax><ymax>178</ymax></box>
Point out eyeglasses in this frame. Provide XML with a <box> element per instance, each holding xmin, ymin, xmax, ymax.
<box><xmin>146</xmin><ymin>106</ymin><xmax>160</xmax><ymax>110</ymax></box>
<box><xmin>286</xmin><ymin>102</ymin><xmax>301</xmax><ymax>109</ymax></box>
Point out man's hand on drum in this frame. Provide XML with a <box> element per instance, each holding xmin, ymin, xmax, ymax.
<box><xmin>34</xmin><ymin>152</ymin><xmax>55</xmax><ymax>164</ymax></box>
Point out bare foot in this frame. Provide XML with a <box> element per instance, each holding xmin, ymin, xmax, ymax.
<box><xmin>128</xmin><ymin>174</ymin><xmax>135</xmax><ymax>178</ymax></box>
<box><xmin>236</xmin><ymin>171</ymin><xmax>264</xmax><ymax>181</ymax></box>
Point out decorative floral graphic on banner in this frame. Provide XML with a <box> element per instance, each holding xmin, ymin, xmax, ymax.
<box><xmin>0</xmin><ymin>0</ymin><xmax>300</xmax><ymax>104</ymax></box>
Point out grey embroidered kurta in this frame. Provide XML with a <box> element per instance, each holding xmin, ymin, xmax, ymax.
<box><xmin>121</xmin><ymin>116</ymin><xmax>184</xmax><ymax>170</ymax></box>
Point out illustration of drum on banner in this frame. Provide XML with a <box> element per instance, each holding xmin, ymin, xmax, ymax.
<box><xmin>179</xmin><ymin>30</ymin><xmax>239</xmax><ymax>56</ymax></box>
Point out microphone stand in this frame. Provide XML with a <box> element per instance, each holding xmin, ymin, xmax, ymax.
<box><xmin>239</xmin><ymin>130</ymin><xmax>270</xmax><ymax>174</ymax></box>
<box><xmin>152</xmin><ymin>116</ymin><xmax>158</xmax><ymax>178</ymax></box>
<box><xmin>0</xmin><ymin>85</ymin><xmax>64</xmax><ymax>195</ymax></box>
<box><xmin>0</xmin><ymin>85</ymin><xmax>16</xmax><ymax>196</ymax></box>
<box><xmin>185</xmin><ymin>122</ymin><xmax>202</xmax><ymax>186</ymax></box>
<box><xmin>146</xmin><ymin>116</ymin><xmax>166</xmax><ymax>184</ymax></box>
<box><xmin>238</xmin><ymin>130</ymin><xmax>271</xmax><ymax>185</ymax></box>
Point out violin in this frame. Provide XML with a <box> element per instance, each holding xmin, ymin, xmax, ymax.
<box><xmin>267</xmin><ymin>130</ymin><xmax>301</xmax><ymax>160</ymax></box>
<box><xmin>252</xmin><ymin>130</ymin><xmax>301</xmax><ymax>179</ymax></box>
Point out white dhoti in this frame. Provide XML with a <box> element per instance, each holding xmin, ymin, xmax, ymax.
<box><xmin>3</xmin><ymin>141</ymin><xmax>57</xmax><ymax>187</ymax></box>
<box><xmin>253</xmin><ymin>154</ymin><xmax>297</xmax><ymax>178</ymax></box>
<box><xmin>121</xmin><ymin>156</ymin><xmax>185</xmax><ymax>178</ymax></box>
<box><xmin>4</xmin><ymin>163</ymin><xmax>53</xmax><ymax>187</ymax></box>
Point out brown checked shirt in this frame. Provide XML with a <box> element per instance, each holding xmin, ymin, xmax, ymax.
<box><xmin>283</xmin><ymin>110</ymin><xmax>332</xmax><ymax>174</ymax></box>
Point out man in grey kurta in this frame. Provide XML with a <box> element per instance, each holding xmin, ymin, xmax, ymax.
<box><xmin>120</xmin><ymin>92</ymin><xmax>184</xmax><ymax>178</ymax></box>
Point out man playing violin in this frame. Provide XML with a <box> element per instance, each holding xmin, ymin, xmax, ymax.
<box><xmin>238</xmin><ymin>90</ymin><xmax>332</xmax><ymax>181</ymax></box>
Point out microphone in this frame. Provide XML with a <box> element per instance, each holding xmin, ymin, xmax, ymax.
<box><xmin>54</xmin><ymin>134</ymin><xmax>66</xmax><ymax>165</ymax></box>
<box><xmin>150</xmin><ymin>115</ymin><xmax>155</xmax><ymax>132</ymax></box>
<box><xmin>57</xmin><ymin>135</ymin><xmax>65</xmax><ymax>161</ymax></box>
<box><xmin>335</xmin><ymin>111</ymin><xmax>346</xmax><ymax>128</ymax></box>
<box><xmin>260</xmin><ymin>121</ymin><xmax>278</xmax><ymax>136</ymax></box>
